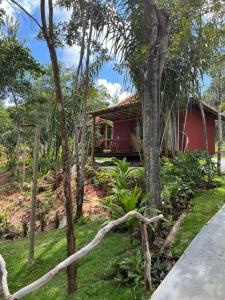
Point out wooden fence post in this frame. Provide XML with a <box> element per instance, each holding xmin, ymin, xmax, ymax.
<box><xmin>28</xmin><ymin>126</ymin><xmax>40</xmax><ymax>263</ymax></box>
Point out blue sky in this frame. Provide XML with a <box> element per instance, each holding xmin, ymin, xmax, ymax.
<box><xmin>1</xmin><ymin>0</ymin><xmax>132</xmax><ymax>100</ymax></box>
<box><xmin>1</xmin><ymin>0</ymin><xmax>211</xmax><ymax>98</ymax></box>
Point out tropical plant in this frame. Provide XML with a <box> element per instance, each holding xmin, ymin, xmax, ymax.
<box><xmin>110</xmin><ymin>158</ymin><xmax>138</xmax><ymax>189</ymax></box>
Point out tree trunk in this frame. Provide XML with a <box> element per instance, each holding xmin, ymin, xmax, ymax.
<box><xmin>40</xmin><ymin>0</ymin><xmax>76</xmax><ymax>293</ymax></box>
<box><xmin>28</xmin><ymin>126</ymin><xmax>40</xmax><ymax>263</ymax></box>
<box><xmin>11</xmin><ymin>91</ymin><xmax>20</xmax><ymax>186</ymax></box>
<box><xmin>217</xmin><ymin>71</ymin><xmax>222</xmax><ymax>175</ymax></box>
<box><xmin>199</xmin><ymin>100</ymin><xmax>209</xmax><ymax>154</ymax></box>
<box><xmin>143</xmin><ymin>0</ymin><xmax>169</xmax><ymax>210</ymax></box>
<box><xmin>76</xmin><ymin>4</ymin><xmax>94</xmax><ymax>219</ymax></box>
<box><xmin>22</xmin><ymin>142</ymin><xmax>26</xmax><ymax>187</ymax></box>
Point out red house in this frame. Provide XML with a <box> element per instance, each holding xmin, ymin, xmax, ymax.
<box><xmin>90</xmin><ymin>96</ymin><xmax>224</xmax><ymax>162</ymax></box>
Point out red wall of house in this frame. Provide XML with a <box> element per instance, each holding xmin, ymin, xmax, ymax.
<box><xmin>112</xmin><ymin>119</ymin><xmax>134</xmax><ymax>152</ymax></box>
<box><xmin>179</xmin><ymin>107</ymin><xmax>215</xmax><ymax>155</ymax></box>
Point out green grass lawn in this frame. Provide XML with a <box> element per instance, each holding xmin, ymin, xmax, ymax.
<box><xmin>0</xmin><ymin>221</ymin><xmax>147</xmax><ymax>300</ymax></box>
<box><xmin>172</xmin><ymin>178</ymin><xmax>225</xmax><ymax>258</ymax></box>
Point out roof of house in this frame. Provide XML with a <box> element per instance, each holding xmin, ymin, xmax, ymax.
<box><xmin>90</xmin><ymin>95</ymin><xmax>225</xmax><ymax>121</ymax></box>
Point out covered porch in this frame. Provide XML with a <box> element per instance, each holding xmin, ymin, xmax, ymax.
<box><xmin>90</xmin><ymin>100</ymin><xmax>143</xmax><ymax>163</ymax></box>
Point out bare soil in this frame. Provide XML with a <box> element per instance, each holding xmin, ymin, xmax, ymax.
<box><xmin>0</xmin><ymin>169</ymin><xmax>107</xmax><ymax>234</ymax></box>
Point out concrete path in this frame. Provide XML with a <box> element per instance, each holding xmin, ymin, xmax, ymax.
<box><xmin>212</xmin><ymin>157</ymin><xmax>225</xmax><ymax>172</ymax></box>
<box><xmin>151</xmin><ymin>205</ymin><xmax>225</xmax><ymax>300</ymax></box>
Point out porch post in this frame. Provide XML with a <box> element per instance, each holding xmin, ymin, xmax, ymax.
<box><xmin>91</xmin><ymin>115</ymin><xmax>96</xmax><ymax>165</ymax></box>
<box><xmin>104</xmin><ymin>123</ymin><xmax>108</xmax><ymax>148</ymax></box>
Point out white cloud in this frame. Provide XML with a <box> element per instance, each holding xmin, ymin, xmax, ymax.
<box><xmin>0</xmin><ymin>0</ymin><xmax>39</xmax><ymax>16</ymax></box>
<box><xmin>97</xmin><ymin>79</ymin><xmax>132</xmax><ymax>101</ymax></box>
<box><xmin>62</xmin><ymin>44</ymin><xmax>80</xmax><ymax>66</ymax></box>
<box><xmin>0</xmin><ymin>0</ymin><xmax>70</xmax><ymax>21</ymax></box>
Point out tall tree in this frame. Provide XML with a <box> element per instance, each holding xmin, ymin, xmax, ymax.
<box><xmin>107</xmin><ymin>0</ymin><xmax>169</xmax><ymax>210</ymax></box>
<box><xmin>40</xmin><ymin>0</ymin><xmax>77</xmax><ymax>293</ymax></box>
<box><xmin>142</xmin><ymin>0</ymin><xmax>169</xmax><ymax>210</ymax></box>
<box><xmin>8</xmin><ymin>0</ymin><xmax>77</xmax><ymax>293</ymax></box>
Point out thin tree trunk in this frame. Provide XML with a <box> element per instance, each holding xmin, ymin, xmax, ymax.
<box><xmin>217</xmin><ymin>70</ymin><xmax>222</xmax><ymax>175</ymax></box>
<box><xmin>195</xmin><ymin>72</ymin><xmax>209</xmax><ymax>154</ymax></box>
<box><xmin>199</xmin><ymin>100</ymin><xmax>209</xmax><ymax>154</ymax></box>
<box><xmin>40</xmin><ymin>0</ymin><xmax>76</xmax><ymax>293</ymax></box>
<box><xmin>143</xmin><ymin>0</ymin><xmax>169</xmax><ymax>210</ymax></box>
<box><xmin>181</xmin><ymin>100</ymin><xmax>189</xmax><ymax>152</ymax></box>
<box><xmin>28</xmin><ymin>126</ymin><xmax>40</xmax><ymax>263</ymax></box>
<box><xmin>11</xmin><ymin>91</ymin><xmax>20</xmax><ymax>185</ymax></box>
<box><xmin>76</xmin><ymin>3</ymin><xmax>94</xmax><ymax>219</ymax></box>
<box><xmin>22</xmin><ymin>142</ymin><xmax>26</xmax><ymax>186</ymax></box>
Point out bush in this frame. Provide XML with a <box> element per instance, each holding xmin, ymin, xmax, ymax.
<box><xmin>106</xmin><ymin>249</ymin><xmax>144</xmax><ymax>287</ymax></box>
<box><xmin>39</xmin><ymin>156</ymin><xmax>55</xmax><ymax>176</ymax></box>
<box><xmin>0</xmin><ymin>211</ymin><xmax>9</xmax><ymax>235</ymax></box>
<box><xmin>92</xmin><ymin>168</ymin><xmax>112</xmax><ymax>189</ymax></box>
<box><xmin>161</xmin><ymin>151</ymin><xmax>217</xmax><ymax>210</ymax></box>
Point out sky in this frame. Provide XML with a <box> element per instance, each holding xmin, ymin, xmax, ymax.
<box><xmin>1</xmin><ymin>0</ymin><xmax>211</xmax><ymax>98</ymax></box>
<box><xmin>0</xmin><ymin>0</ymin><xmax>132</xmax><ymax>101</ymax></box>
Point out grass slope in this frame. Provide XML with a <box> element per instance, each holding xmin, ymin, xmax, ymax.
<box><xmin>0</xmin><ymin>221</ymin><xmax>147</xmax><ymax>300</ymax></box>
<box><xmin>172</xmin><ymin>178</ymin><xmax>225</xmax><ymax>258</ymax></box>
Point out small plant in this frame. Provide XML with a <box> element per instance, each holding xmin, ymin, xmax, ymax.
<box><xmin>110</xmin><ymin>158</ymin><xmax>137</xmax><ymax>189</ymax></box>
<box><xmin>106</xmin><ymin>249</ymin><xmax>144</xmax><ymax>287</ymax></box>
<box><xmin>0</xmin><ymin>211</ymin><xmax>9</xmax><ymax>235</ymax></box>
<box><xmin>92</xmin><ymin>168</ymin><xmax>112</xmax><ymax>189</ymax></box>
<box><xmin>75</xmin><ymin>215</ymin><xmax>89</xmax><ymax>225</ymax></box>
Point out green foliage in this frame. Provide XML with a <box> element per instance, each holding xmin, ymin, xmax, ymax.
<box><xmin>0</xmin><ymin>221</ymin><xmax>147</xmax><ymax>299</ymax></box>
<box><xmin>107</xmin><ymin>249</ymin><xmax>144</xmax><ymax>287</ymax></box>
<box><xmin>161</xmin><ymin>152</ymin><xmax>217</xmax><ymax>206</ymax></box>
<box><xmin>172</xmin><ymin>178</ymin><xmax>225</xmax><ymax>258</ymax></box>
<box><xmin>92</xmin><ymin>167</ymin><xmax>112</xmax><ymax>189</ymax></box>
<box><xmin>39</xmin><ymin>156</ymin><xmax>55</xmax><ymax>176</ymax></box>
<box><xmin>107</xmin><ymin>249</ymin><xmax>169</xmax><ymax>289</ymax></box>
<box><xmin>0</xmin><ymin>211</ymin><xmax>9</xmax><ymax>234</ymax></box>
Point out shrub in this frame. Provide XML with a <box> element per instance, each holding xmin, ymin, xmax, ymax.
<box><xmin>161</xmin><ymin>151</ymin><xmax>217</xmax><ymax>211</ymax></box>
<box><xmin>39</xmin><ymin>156</ymin><xmax>55</xmax><ymax>176</ymax></box>
<box><xmin>92</xmin><ymin>168</ymin><xmax>112</xmax><ymax>189</ymax></box>
<box><xmin>0</xmin><ymin>211</ymin><xmax>9</xmax><ymax>235</ymax></box>
<box><xmin>106</xmin><ymin>249</ymin><xmax>144</xmax><ymax>287</ymax></box>
<box><xmin>110</xmin><ymin>158</ymin><xmax>137</xmax><ymax>189</ymax></box>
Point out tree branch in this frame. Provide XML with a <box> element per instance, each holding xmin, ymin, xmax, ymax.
<box><xmin>0</xmin><ymin>255</ymin><xmax>10</xmax><ymax>299</ymax></box>
<box><xmin>0</xmin><ymin>211</ymin><xmax>163</xmax><ymax>299</ymax></box>
<box><xmin>7</xmin><ymin>0</ymin><xmax>42</xmax><ymax>30</ymax></box>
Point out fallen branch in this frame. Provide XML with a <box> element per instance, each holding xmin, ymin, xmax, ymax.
<box><xmin>160</xmin><ymin>211</ymin><xmax>187</xmax><ymax>253</ymax></box>
<box><xmin>0</xmin><ymin>255</ymin><xmax>10</xmax><ymax>299</ymax></box>
<box><xmin>140</xmin><ymin>222</ymin><xmax>152</xmax><ymax>292</ymax></box>
<box><xmin>0</xmin><ymin>211</ymin><xmax>163</xmax><ymax>299</ymax></box>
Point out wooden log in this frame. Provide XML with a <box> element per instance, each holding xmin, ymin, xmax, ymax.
<box><xmin>160</xmin><ymin>211</ymin><xmax>187</xmax><ymax>253</ymax></box>
<box><xmin>0</xmin><ymin>255</ymin><xmax>10</xmax><ymax>299</ymax></box>
<box><xmin>0</xmin><ymin>211</ymin><xmax>163</xmax><ymax>300</ymax></box>
<box><xmin>140</xmin><ymin>222</ymin><xmax>152</xmax><ymax>293</ymax></box>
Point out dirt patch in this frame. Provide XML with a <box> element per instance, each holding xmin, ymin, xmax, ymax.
<box><xmin>0</xmin><ymin>170</ymin><xmax>107</xmax><ymax>234</ymax></box>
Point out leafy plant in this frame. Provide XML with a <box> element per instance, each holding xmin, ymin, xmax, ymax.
<box><xmin>92</xmin><ymin>167</ymin><xmax>112</xmax><ymax>189</ymax></box>
<box><xmin>106</xmin><ymin>249</ymin><xmax>144</xmax><ymax>287</ymax></box>
<box><xmin>0</xmin><ymin>211</ymin><xmax>9</xmax><ymax>235</ymax></box>
<box><xmin>110</xmin><ymin>158</ymin><xmax>137</xmax><ymax>189</ymax></box>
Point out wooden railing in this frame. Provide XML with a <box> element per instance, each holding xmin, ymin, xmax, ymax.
<box><xmin>0</xmin><ymin>211</ymin><xmax>163</xmax><ymax>299</ymax></box>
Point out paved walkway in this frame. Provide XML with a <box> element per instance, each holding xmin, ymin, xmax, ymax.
<box><xmin>151</xmin><ymin>205</ymin><xmax>225</xmax><ymax>300</ymax></box>
<box><xmin>212</xmin><ymin>157</ymin><xmax>225</xmax><ymax>172</ymax></box>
